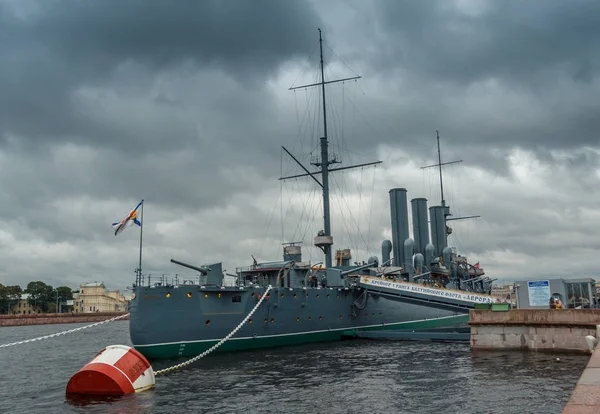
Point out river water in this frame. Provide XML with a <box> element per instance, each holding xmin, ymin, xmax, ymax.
<box><xmin>0</xmin><ymin>321</ymin><xmax>589</xmax><ymax>413</ymax></box>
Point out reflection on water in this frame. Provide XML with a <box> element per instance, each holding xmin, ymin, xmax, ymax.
<box><xmin>0</xmin><ymin>322</ymin><xmax>589</xmax><ymax>414</ymax></box>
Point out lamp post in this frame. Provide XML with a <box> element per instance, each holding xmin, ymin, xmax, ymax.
<box><xmin>55</xmin><ymin>291</ymin><xmax>61</xmax><ymax>314</ymax></box>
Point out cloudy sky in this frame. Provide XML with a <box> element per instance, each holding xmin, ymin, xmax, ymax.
<box><xmin>1</xmin><ymin>0</ymin><xmax>599</xmax><ymax>290</ymax></box>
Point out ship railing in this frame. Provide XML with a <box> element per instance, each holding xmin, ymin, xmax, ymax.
<box><xmin>138</xmin><ymin>273</ymin><xmax>206</xmax><ymax>288</ymax></box>
<box><xmin>236</xmin><ymin>266</ymin><xmax>256</xmax><ymax>273</ymax></box>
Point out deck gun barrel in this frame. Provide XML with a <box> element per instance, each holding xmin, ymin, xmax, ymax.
<box><xmin>170</xmin><ymin>259</ymin><xmax>210</xmax><ymax>275</ymax></box>
<box><xmin>341</xmin><ymin>262</ymin><xmax>375</xmax><ymax>276</ymax></box>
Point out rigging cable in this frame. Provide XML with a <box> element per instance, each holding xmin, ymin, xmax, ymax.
<box><xmin>331</xmin><ymin>172</ymin><xmax>373</xmax><ymax>256</ymax></box>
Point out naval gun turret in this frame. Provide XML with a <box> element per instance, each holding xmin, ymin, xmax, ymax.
<box><xmin>170</xmin><ymin>258</ymin><xmax>224</xmax><ymax>286</ymax></box>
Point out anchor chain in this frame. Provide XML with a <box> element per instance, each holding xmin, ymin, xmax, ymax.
<box><xmin>0</xmin><ymin>313</ymin><xmax>130</xmax><ymax>349</ymax></box>
<box><xmin>154</xmin><ymin>285</ymin><xmax>273</xmax><ymax>376</ymax></box>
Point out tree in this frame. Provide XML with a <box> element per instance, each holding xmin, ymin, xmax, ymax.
<box><xmin>0</xmin><ymin>284</ymin><xmax>22</xmax><ymax>314</ymax></box>
<box><xmin>55</xmin><ymin>286</ymin><xmax>73</xmax><ymax>301</ymax></box>
<box><xmin>53</xmin><ymin>286</ymin><xmax>73</xmax><ymax>313</ymax></box>
<box><xmin>25</xmin><ymin>281</ymin><xmax>54</xmax><ymax>313</ymax></box>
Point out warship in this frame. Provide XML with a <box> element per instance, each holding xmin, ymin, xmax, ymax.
<box><xmin>128</xmin><ymin>30</ymin><xmax>496</xmax><ymax>359</ymax></box>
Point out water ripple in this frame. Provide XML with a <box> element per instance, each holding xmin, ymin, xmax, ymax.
<box><xmin>0</xmin><ymin>322</ymin><xmax>588</xmax><ymax>414</ymax></box>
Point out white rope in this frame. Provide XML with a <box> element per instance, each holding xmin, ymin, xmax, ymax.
<box><xmin>0</xmin><ymin>313</ymin><xmax>130</xmax><ymax>349</ymax></box>
<box><xmin>155</xmin><ymin>285</ymin><xmax>273</xmax><ymax>376</ymax></box>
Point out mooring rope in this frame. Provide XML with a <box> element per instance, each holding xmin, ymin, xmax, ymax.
<box><xmin>154</xmin><ymin>285</ymin><xmax>273</xmax><ymax>376</ymax></box>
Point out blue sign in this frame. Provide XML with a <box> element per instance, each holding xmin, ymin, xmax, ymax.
<box><xmin>528</xmin><ymin>280</ymin><xmax>550</xmax><ymax>307</ymax></box>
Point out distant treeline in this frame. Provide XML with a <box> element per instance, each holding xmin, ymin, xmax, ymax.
<box><xmin>0</xmin><ymin>281</ymin><xmax>74</xmax><ymax>314</ymax></box>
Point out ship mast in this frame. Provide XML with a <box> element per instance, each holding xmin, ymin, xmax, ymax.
<box><xmin>436</xmin><ymin>131</ymin><xmax>446</xmax><ymax>209</ymax></box>
<box><xmin>281</xmin><ymin>29</ymin><xmax>381</xmax><ymax>268</ymax></box>
<box><xmin>422</xmin><ymin>131</ymin><xmax>462</xmax><ymax>215</ymax></box>
<box><xmin>421</xmin><ymin>131</ymin><xmax>480</xmax><ymax>244</ymax></box>
<box><xmin>318</xmin><ymin>28</ymin><xmax>333</xmax><ymax>268</ymax></box>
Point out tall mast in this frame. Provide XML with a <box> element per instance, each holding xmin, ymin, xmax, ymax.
<box><xmin>421</xmin><ymin>132</ymin><xmax>479</xmax><ymax>246</ymax></box>
<box><xmin>436</xmin><ymin>131</ymin><xmax>445</xmax><ymax>208</ymax></box>
<box><xmin>318</xmin><ymin>28</ymin><xmax>333</xmax><ymax>268</ymax></box>
<box><xmin>423</xmin><ymin>131</ymin><xmax>462</xmax><ymax>211</ymax></box>
<box><xmin>281</xmin><ymin>29</ymin><xmax>381</xmax><ymax>268</ymax></box>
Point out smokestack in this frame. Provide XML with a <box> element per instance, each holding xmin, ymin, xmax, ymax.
<box><xmin>389</xmin><ymin>188</ymin><xmax>409</xmax><ymax>267</ymax></box>
<box><xmin>429</xmin><ymin>206</ymin><xmax>447</xmax><ymax>257</ymax></box>
<box><xmin>403</xmin><ymin>238</ymin><xmax>415</xmax><ymax>281</ymax></box>
<box><xmin>381</xmin><ymin>240</ymin><xmax>392</xmax><ymax>265</ymax></box>
<box><xmin>411</xmin><ymin>198</ymin><xmax>430</xmax><ymax>255</ymax></box>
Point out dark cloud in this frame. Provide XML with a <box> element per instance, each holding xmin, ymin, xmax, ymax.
<box><xmin>0</xmin><ymin>0</ymin><xmax>321</xmax><ymax>150</ymax></box>
<box><xmin>315</xmin><ymin>0</ymin><xmax>600</xmax><ymax>158</ymax></box>
<box><xmin>372</xmin><ymin>0</ymin><xmax>600</xmax><ymax>86</ymax></box>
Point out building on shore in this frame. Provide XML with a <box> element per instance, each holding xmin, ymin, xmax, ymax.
<box><xmin>73</xmin><ymin>282</ymin><xmax>128</xmax><ymax>313</ymax></box>
<box><xmin>514</xmin><ymin>278</ymin><xmax>597</xmax><ymax>309</ymax></box>
<box><xmin>10</xmin><ymin>293</ymin><xmax>42</xmax><ymax>315</ymax></box>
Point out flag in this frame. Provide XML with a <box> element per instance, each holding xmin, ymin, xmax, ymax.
<box><xmin>474</xmin><ymin>262</ymin><xmax>480</xmax><ymax>269</ymax></box>
<box><xmin>112</xmin><ymin>201</ymin><xmax>143</xmax><ymax>236</ymax></box>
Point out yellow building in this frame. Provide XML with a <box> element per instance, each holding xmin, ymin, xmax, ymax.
<box><xmin>10</xmin><ymin>293</ymin><xmax>42</xmax><ymax>314</ymax></box>
<box><xmin>73</xmin><ymin>282</ymin><xmax>128</xmax><ymax>313</ymax></box>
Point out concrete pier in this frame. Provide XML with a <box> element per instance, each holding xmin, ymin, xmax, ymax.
<box><xmin>470</xmin><ymin>309</ymin><xmax>600</xmax><ymax>354</ymax></box>
<box><xmin>562</xmin><ymin>347</ymin><xmax>600</xmax><ymax>413</ymax></box>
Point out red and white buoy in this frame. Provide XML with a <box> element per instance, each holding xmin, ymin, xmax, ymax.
<box><xmin>66</xmin><ymin>344</ymin><xmax>155</xmax><ymax>396</ymax></box>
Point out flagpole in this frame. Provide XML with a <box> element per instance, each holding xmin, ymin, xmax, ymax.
<box><xmin>138</xmin><ymin>199</ymin><xmax>144</xmax><ymax>285</ymax></box>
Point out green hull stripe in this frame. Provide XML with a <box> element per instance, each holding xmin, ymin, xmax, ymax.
<box><xmin>135</xmin><ymin>314</ymin><xmax>468</xmax><ymax>359</ymax></box>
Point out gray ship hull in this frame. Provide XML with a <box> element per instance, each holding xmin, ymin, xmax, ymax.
<box><xmin>129</xmin><ymin>284</ymin><xmax>468</xmax><ymax>359</ymax></box>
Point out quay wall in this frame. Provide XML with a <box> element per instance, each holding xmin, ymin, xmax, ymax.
<box><xmin>0</xmin><ymin>312</ymin><xmax>129</xmax><ymax>327</ymax></box>
<box><xmin>562</xmin><ymin>347</ymin><xmax>600</xmax><ymax>413</ymax></box>
<box><xmin>469</xmin><ymin>309</ymin><xmax>600</xmax><ymax>354</ymax></box>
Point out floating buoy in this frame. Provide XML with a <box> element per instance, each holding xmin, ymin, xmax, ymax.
<box><xmin>66</xmin><ymin>344</ymin><xmax>155</xmax><ymax>396</ymax></box>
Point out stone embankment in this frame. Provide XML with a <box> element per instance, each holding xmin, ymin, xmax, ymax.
<box><xmin>470</xmin><ymin>309</ymin><xmax>600</xmax><ymax>354</ymax></box>
<box><xmin>0</xmin><ymin>312</ymin><xmax>129</xmax><ymax>327</ymax></box>
<box><xmin>562</xmin><ymin>334</ymin><xmax>600</xmax><ymax>413</ymax></box>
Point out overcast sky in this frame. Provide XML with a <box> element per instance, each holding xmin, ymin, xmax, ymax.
<box><xmin>1</xmin><ymin>0</ymin><xmax>599</xmax><ymax>290</ymax></box>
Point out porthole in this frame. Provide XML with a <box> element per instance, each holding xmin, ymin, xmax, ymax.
<box><xmin>218</xmin><ymin>293</ymin><xmax>222</xmax><ymax>298</ymax></box>
<box><xmin>339</xmin><ymin>315</ymin><xmax>342</xmax><ymax>319</ymax></box>
<box><xmin>248</xmin><ymin>318</ymin><xmax>253</xmax><ymax>324</ymax></box>
<box><xmin>204</xmin><ymin>293</ymin><xmax>209</xmax><ymax>298</ymax></box>
<box><xmin>319</xmin><ymin>316</ymin><xmax>322</xmax><ymax>320</ymax></box>
<box><xmin>270</xmin><ymin>318</ymin><xmax>275</xmax><ymax>323</ymax></box>
<box><xmin>187</xmin><ymin>292</ymin><xmax>192</xmax><ymax>298</ymax></box>
<box><xmin>165</xmin><ymin>292</ymin><xmax>171</xmax><ymax>298</ymax></box>
<box><xmin>251</xmin><ymin>292</ymin><xmax>255</xmax><ymax>298</ymax></box>
<box><xmin>326</xmin><ymin>294</ymin><xmax>330</xmax><ymax>298</ymax></box>
<box><xmin>316</xmin><ymin>294</ymin><xmax>320</xmax><ymax>299</ymax></box>
<box><xmin>308</xmin><ymin>316</ymin><xmax>312</xmax><ymax>321</ymax></box>
<box><xmin>293</xmin><ymin>294</ymin><xmax>297</xmax><ymax>298</ymax></box>
<box><xmin>264</xmin><ymin>318</ymin><xmax>268</xmax><ymax>324</ymax></box>
<box><xmin>379</xmin><ymin>312</ymin><xmax>382</xmax><ymax>316</ymax></box>
<box><xmin>205</xmin><ymin>320</ymin><xmax>210</xmax><ymax>326</ymax></box>
<box><xmin>296</xmin><ymin>317</ymin><xmax>300</xmax><ymax>322</ymax></box>
<box><xmin>280</xmin><ymin>293</ymin><xmax>284</xmax><ymax>298</ymax></box>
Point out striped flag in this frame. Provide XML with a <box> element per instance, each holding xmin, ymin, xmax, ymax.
<box><xmin>112</xmin><ymin>201</ymin><xmax>143</xmax><ymax>236</ymax></box>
